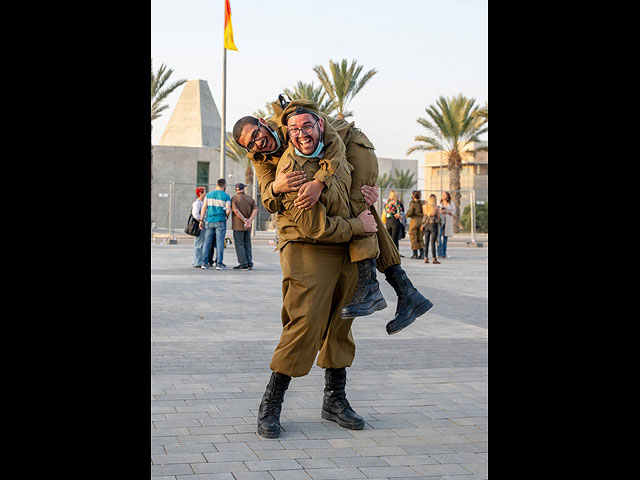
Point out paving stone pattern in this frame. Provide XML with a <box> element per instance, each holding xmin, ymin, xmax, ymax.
<box><xmin>152</xmin><ymin>240</ymin><xmax>488</xmax><ymax>479</ymax></box>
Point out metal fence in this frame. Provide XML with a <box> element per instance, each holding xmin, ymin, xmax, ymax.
<box><xmin>151</xmin><ymin>182</ymin><xmax>487</xmax><ymax>243</ymax></box>
<box><xmin>151</xmin><ymin>181</ymin><xmax>275</xmax><ymax>243</ymax></box>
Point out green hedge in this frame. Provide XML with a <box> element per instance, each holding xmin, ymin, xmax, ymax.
<box><xmin>460</xmin><ymin>202</ymin><xmax>488</xmax><ymax>233</ymax></box>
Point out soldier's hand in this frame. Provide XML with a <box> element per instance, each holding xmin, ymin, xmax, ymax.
<box><xmin>357</xmin><ymin>210</ymin><xmax>378</xmax><ymax>233</ymax></box>
<box><xmin>361</xmin><ymin>184</ymin><xmax>379</xmax><ymax>206</ymax></box>
<box><xmin>294</xmin><ymin>179</ymin><xmax>324</xmax><ymax>210</ymax></box>
<box><xmin>273</xmin><ymin>165</ymin><xmax>307</xmax><ymax>194</ymax></box>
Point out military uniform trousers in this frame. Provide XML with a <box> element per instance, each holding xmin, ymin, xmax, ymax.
<box><xmin>409</xmin><ymin>220</ymin><xmax>425</xmax><ymax>250</ymax></box>
<box><xmin>344</xmin><ymin>130</ymin><xmax>401</xmax><ymax>272</ymax></box>
<box><xmin>270</xmin><ymin>242</ymin><xmax>358</xmax><ymax>378</ymax></box>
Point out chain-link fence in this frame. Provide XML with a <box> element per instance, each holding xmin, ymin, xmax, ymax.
<box><xmin>151</xmin><ymin>181</ymin><xmax>276</xmax><ymax>243</ymax></box>
<box><xmin>152</xmin><ymin>182</ymin><xmax>487</xmax><ymax>243</ymax></box>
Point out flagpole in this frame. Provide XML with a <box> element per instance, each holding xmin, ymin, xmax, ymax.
<box><xmin>220</xmin><ymin>45</ymin><xmax>226</xmax><ymax>182</ymax></box>
<box><xmin>221</xmin><ymin>0</ymin><xmax>237</xmax><ymax>184</ymax></box>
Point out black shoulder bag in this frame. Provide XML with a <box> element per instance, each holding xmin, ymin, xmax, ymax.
<box><xmin>184</xmin><ymin>211</ymin><xmax>201</xmax><ymax>236</ymax></box>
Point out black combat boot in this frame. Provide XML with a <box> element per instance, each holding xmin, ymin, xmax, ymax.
<box><xmin>410</xmin><ymin>250</ymin><xmax>418</xmax><ymax>259</ymax></box>
<box><xmin>257</xmin><ymin>372</ymin><xmax>291</xmax><ymax>438</ymax></box>
<box><xmin>418</xmin><ymin>248</ymin><xmax>424</xmax><ymax>259</ymax></box>
<box><xmin>383</xmin><ymin>265</ymin><xmax>433</xmax><ymax>335</ymax></box>
<box><xmin>321</xmin><ymin>368</ymin><xmax>365</xmax><ymax>430</ymax></box>
<box><xmin>341</xmin><ymin>258</ymin><xmax>387</xmax><ymax>319</ymax></box>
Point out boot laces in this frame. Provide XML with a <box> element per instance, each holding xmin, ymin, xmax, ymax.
<box><xmin>395</xmin><ymin>285</ymin><xmax>409</xmax><ymax>313</ymax></box>
<box><xmin>326</xmin><ymin>373</ymin><xmax>352</xmax><ymax>412</ymax></box>
<box><xmin>264</xmin><ymin>378</ymin><xmax>287</xmax><ymax>417</ymax></box>
<box><xmin>348</xmin><ymin>262</ymin><xmax>370</xmax><ymax>304</ymax></box>
<box><xmin>351</xmin><ymin>283</ymin><xmax>367</xmax><ymax>304</ymax></box>
<box><xmin>392</xmin><ymin>272</ymin><xmax>414</xmax><ymax>314</ymax></box>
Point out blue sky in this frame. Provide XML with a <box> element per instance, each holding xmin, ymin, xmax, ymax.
<box><xmin>152</xmin><ymin>0</ymin><xmax>488</xmax><ymax>175</ymax></box>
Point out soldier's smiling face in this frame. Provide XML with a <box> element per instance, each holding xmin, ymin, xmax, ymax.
<box><xmin>286</xmin><ymin>113</ymin><xmax>324</xmax><ymax>156</ymax></box>
<box><xmin>238</xmin><ymin>119</ymin><xmax>278</xmax><ymax>153</ymax></box>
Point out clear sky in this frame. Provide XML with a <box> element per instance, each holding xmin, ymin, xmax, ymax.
<box><xmin>151</xmin><ymin>0</ymin><xmax>488</xmax><ymax>179</ymax></box>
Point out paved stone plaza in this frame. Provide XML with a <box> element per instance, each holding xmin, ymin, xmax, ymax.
<box><xmin>151</xmin><ymin>239</ymin><xmax>488</xmax><ymax>479</ymax></box>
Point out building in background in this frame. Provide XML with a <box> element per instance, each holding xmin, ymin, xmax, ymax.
<box><xmin>422</xmin><ymin>141</ymin><xmax>488</xmax><ymax>212</ymax></box>
<box><xmin>151</xmin><ymin>79</ymin><xmax>257</xmax><ymax>230</ymax></box>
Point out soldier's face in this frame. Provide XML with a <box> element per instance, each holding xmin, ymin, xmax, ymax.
<box><xmin>238</xmin><ymin>119</ymin><xmax>277</xmax><ymax>153</ymax></box>
<box><xmin>287</xmin><ymin>113</ymin><xmax>324</xmax><ymax>156</ymax></box>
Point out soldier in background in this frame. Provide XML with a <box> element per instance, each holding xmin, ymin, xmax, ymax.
<box><xmin>406</xmin><ymin>190</ymin><xmax>425</xmax><ymax>259</ymax></box>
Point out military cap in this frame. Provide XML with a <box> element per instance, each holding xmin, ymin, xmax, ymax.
<box><xmin>280</xmin><ymin>99</ymin><xmax>322</xmax><ymax>125</ymax></box>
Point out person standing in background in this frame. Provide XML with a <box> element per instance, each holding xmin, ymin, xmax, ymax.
<box><xmin>398</xmin><ymin>198</ymin><xmax>407</xmax><ymax>257</ymax></box>
<box><xmin>384</xmin><ymin>190</ymin><xmax>402</xmax><ymax>250</ymax></box>
<box><xmin>231</xmin><ymin>183</ymin><xmax>258</xmax><ymax>270</ymax></box>
<box><xmin>206</xmin><ymin>228</ymin><xmax>217</xmax><ymax>268</ymax></box>
<box><xmin>192</xmin><ymin>187</ymin><xmax>207</xmax><ymax>268</ymax></box>
<box><xmin>421</xmin><ymin>194</ymin><xmax>441</xmax><ymax>264</ymax></box>
<box><xmin>438</xmin><ymin>191</ymin><xmax>454</xmax><ymax>259</ymax></box>
<box><xmin>199</xmin><ymin>178</ymin><xmax>231</xmax><ymax>270</ymax></box>
<box><xmin>406</xmin><ymin>190</ymin><xmax>425</xmax><ymax>259</ymax></box>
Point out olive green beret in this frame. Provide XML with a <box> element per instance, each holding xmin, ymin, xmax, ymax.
<box><xmin>280</xmin><ymin>99</ymin><xmax>322</xmax><ymax>125</ymax></box>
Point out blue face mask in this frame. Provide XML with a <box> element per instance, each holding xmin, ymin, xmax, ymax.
<box><xmin>295</xmin><ymin>138</ymin><xmax>324</xmax><ymax>158</ymax></box>
<box><xmin>263</xmin><ymin>123</ymin><xmax>281</xmax><ymax>153</ymax></box>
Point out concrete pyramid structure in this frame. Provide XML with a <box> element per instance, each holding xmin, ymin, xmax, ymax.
<box><xmin>158</xmin><ymin>79</ymin><xmax>222</xmax><ymax>148</ymax></box>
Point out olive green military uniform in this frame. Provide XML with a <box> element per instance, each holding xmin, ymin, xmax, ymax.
<box><xmin>277</xmin><ymin>101</ymin><xmax>379</xmax><ymax>263</ymax></box>
<box><xmin>249</xmin><ymin>100</ymin><xmax>400</xmax><ymax>272</ymax></box>
<box><xmin>406</xmin><ymin>199</ymin><xmax>425</xmax><ymax>251</ymax></box>
<box><xmin>269</xmin><ymin>143</ymin><xmax>364</xmax><ymax>377</ymax></box>
<box><xmin>274</xmin><ymin>146</ymin><xmax>365</xmax><ymax>250</ymax></box>
<box><xmin>272</xmin><ymin>241</ymin><xmax>359</xmax><ymax>377</ymax></box>
<box><xmin>246</xmin><ymin>100</ymin><xmax>407</xmax><ymax>377</ymax></box>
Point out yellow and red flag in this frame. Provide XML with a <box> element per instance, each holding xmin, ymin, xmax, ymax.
<box><xmin>224</xmin><ymin>0</ymin><xmax>238</xmax><ymax>51</ymax></box>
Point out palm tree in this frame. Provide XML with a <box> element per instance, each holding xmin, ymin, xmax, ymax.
<box><xmin>151</xmin><ymin>59</ymin><xmax>186</xmax><ymax>221</ymax></box>
<box><xmin>472</xmin><ymin>101</ymin><xmax>488</xmax><ymax>152</ymax></box>
<box><xmin>377</xmin><ymin>172</ymin><xmax>394</xmax><ymax>188</ymax></box>
<box><xmin>253</xmin><ymin>103</ymin><xmax>275</xmax><ymax>120</ymax></box>
<box><xmin>391</xmin><ymin>168</ymin><xmax>416</xmax><ymax>189</ymax></box>
<box><xmin>407</xmin><ymin>94</ymin><xmax>488</xmax><ymax>232</ymax></box>
<box><xmin>390</xmin><ymin>168</ymin><xmax>416</xmax><ymax>204</ymax></box>
<box><xmin>283</xmin><ymin>81</ymin><xmax>337</xmax><ymax>115</ymax></box>
<box><xmin>474</xmin><ymin>101</ymin><xmax>488</xmax><ymax>122</ymax></box>
<box><xmin>376</xmin><ymin>173</ymin><xmax>394</xmax><ymax>210</ymax></box>
<box><xmin>313</xmin><ymin>59</ymin><xmax>377</xmax><ymax>119</ymax></box>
